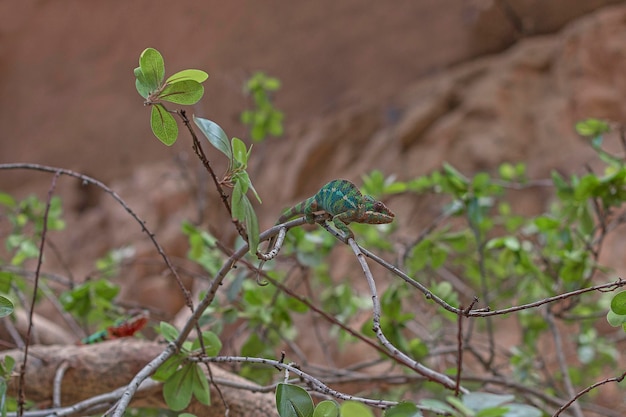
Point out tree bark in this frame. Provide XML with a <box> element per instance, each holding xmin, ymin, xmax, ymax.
<box><xmin>1</xmin><ymin>339</ymin><xmax>278</xmax><ymax>416</ymax></box>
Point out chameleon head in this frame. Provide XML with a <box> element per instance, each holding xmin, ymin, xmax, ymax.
<box><xmin>363</xmin><ymin>196</ymin><xmax>395</xmax><ymax>224</ymax></box>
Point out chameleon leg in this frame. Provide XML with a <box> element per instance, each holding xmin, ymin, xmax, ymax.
<box><xmin>331</xmin><ymin>212</ymin><xmax>357</xmax><ymax>240</ymax></box>
<box><xmin>304</xmin><ymin>199</ymin><xmax>318</xmax><ymax>224</ymax></box>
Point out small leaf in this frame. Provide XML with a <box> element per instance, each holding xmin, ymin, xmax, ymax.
<box><xmin>313</xmin><ymin>401</ymin><xmax>339</xmax><ymax>417</ymax></box>
<box><xmin>166</xmin><ymin>69</ymin><xmax>209</xmax><ymax>84</ymax></box>
<box><xmin>231</xmin><ymin>181</ymin><xmax>246</xmax><ymax>221</ymax></box>
<box><xmin>193</xmin><ymin>116</ymin><xmax>232</xmax><ymax>160</ymax></box>
<box><xmin>610</xmin><ymin>291</ymin><xmax>626</xmax><ymax>315</ymax></box>
<box><xmin>384</xmin><ymin>402</ymin><xmax>423</xmax><ymax>417</ymax></box>
<box><xmin>231</xmin><ymin>137</ymin><xmax>248</xmax><ymax>167</ymax></box>
<box><xmin>606</xmin><ymin>309</ymin><xmax>626</xmax><ymax>327</ymax></box>
<box><xmin>160</xmin><ymin>321</ymin><xmax>180</xmax><ymax>342</ymax></box>
<box><xmin>0</xmin><ymin>193</ymin><xmax>16</xmax><ymax>209</ymax></box>
<box><xmin>275</xmin><ymin>383</ymin><xmax>314</xmax><ymax>417</ymax></box>
<box><xmin>163</xmin><ymin>364</ymin><xmax>194</xmax><ymax>411</ymax></box>
<box><xmin>151</xmin><ymin>104</ymin><xmax>178</xmax><ymax>145</ymax></box>
<box><xmin>138</xmin><ymin>48</ymin><xmax>165</xmax><ymax>92</ymax></box>
<box><xmin>153</xmin><ymin>354</ymin><xmax>184</xmax><ymax>381</ymax></box>
<box><xmin>242</xmin><ymin>194</ymin><xmax>260</xmax><ymax>255</ymax></box>
<box><xmin>159</xmin><ymin>80</ymin><xmax>204</xmax><ymax>105</ymax></box>
<box><xmin>0</xmin><ymin>297</ymin><xmax>13</xmax><ymax>318</ymax></box>
<box><xmin>191</xmin><ymin>363</ymin><xmax>211</xmax><ymax>406</ymax></box>
<box><xmin>575</xmin><ymin>118</ymin><xmax>610</xmax><ymax>137</ymax></box>
<box><xmin>190</xmin><ymin>331</ymin><xmax>222</xmax><ymax>356</ymax></box>
<box><xmin>340</xmin><ymin>401</ymin><xmax>374</xmax><ymax>417</ymax></box>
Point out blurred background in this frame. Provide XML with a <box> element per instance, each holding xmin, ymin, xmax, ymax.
<box><xmin>1</xmin><ymin>0</ymin><xmax>623</xmax><ymax>193</ymax></box>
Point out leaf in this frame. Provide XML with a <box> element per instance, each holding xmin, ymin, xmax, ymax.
<box><xmin>191</xmin><ymin>363</ymin><xmax>211</xmax><ymax>406</ymax></box>
<box><xmin>159</xmin><ymin>80</ymin><xmax>204</xmax><ymax>105</ymax></box>
<box><xmin>231</xmin><ymin>137</ymin><xmax>248</xmax><ymax>167</ymax></box>
<box><xmin>313</xmin><ymin>401</ymin><xmax>339</xmax><ymax>417</ymax></box>
<box><xmin>0</xmin><ymin>297</ymin><xmax>13</xmax><ymax>318</ymax></box>
<box><xmin>610</xmin><ymin>291</ymin><xmax>626</xmax><ymax>315</ymax></box>
<box><xmin>160</xmin><ymin>321</ymin><xmax>180</xmax><ymax>342</ymax></box>
<box><xmin>163</xmin><ymin>363</ymin><xmax>195</xmax><ymax>411</ymax></box>
<box><xmin>193</xmin><ymin>116</ymin><xmax>232</xmax><ymax>160</ymax></box>
<box><xmin>0</xmin><ymin>193</ymin><xmax>16</xmax><ymax>209</ymax></box>
<box><xmin>231</xmin><ymin>181</ymin><xmax>246</xmax><ymax>221</ymax></box>
<box><xmin>139</xmin><ymin>48</ymin><xmax>165</xmax><ymax>92</ymax></box>
<box><xmin>339</xmin><ymin>401</ymin><xmax>374</xmax><ymax>417</ymax></box>
<box><xmin>502</xmin><ymin>404</ymin><xmax>542</xmax><ymax>417</ymax></box>
<box><xmin>463</xmin><ymin>392</ymin><xmax>515</xmax><ymax>411</ymax></box>
<box><xmin>384</xmin><ymin>402</ymin><xmax>423</xmax><ymax>417</ymax></box>
<box><xmin>574</xmin><ymin>118</ymin><xmax>610</xmax><ymax>137</ymax></box>
<box><xmin>275</xmin><ymin>383</ymin><xmax>314</xmax><ymax>417</ymax></box>
<box><xmin>190</xmin><ymin>331</ymin><xmax>222</xmax><ymax>356</ymax></box>
<box><xmin>242</xmin><ymin>194</ymin><xmax>260</xmax><ymax>255</ymax></box>
<box><xmin>151</xmin><ymin>104</ymin><xmax>178</xmax><ymax>145</ymax></box>
<box><xmin>153</xmin><ymin>354</ymin><xmax>184</xmax><ymax>381</ymax></box>
<box><xmin>606</xmin><ymin>309</ymin><xmax>626</xmax><ymax>327</ymax></box>
<box><xmin>166</xmin><ymin>69</ymin><xmax>209</xmax><ymax>84</ymax></box>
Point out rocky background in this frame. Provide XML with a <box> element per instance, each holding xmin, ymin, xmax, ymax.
<box><xmin>2</xmin><ymin>0</ymin><xmax>626</xmax><ymax>395</ymax></box>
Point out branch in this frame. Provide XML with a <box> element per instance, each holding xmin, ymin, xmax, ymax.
<box><xmin>0</xmin><ymin>340</ymin><xmax>277</xmax><ymax>417</ymax></box>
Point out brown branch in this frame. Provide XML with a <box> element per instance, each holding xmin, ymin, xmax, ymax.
<box><xmin>1</xmin><ymin>340</ymin><xmax>277</xmax><ymax>417</ymax></box>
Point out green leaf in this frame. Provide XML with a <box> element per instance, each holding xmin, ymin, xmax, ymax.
<box><xmin>606</xmin><ymin>309</ymin><xmax>626</xmax><ymax>327</ymax></box>
<box><xmin>0</xmin><ymin>193</ymin><xmax>16</xmax><ymax>209</ymax></box>
<box><xmin>159</xmin><ymin>80</ymin><xmax>204</xmax><ymax>105</ymax></box>
<box><xmin>242</xmin><ymin>194</ymin><xmax>260</xmax><ymax>255</ymax></box>
<box><xmin>575</xmin><ymin>118</ymin><xmax>610</xmax><ymax>137</ymax></box>
<box><xmin>163</xmin><ymin>364</ymin><xmax>194</xmax><ymax>411</ymax></box>
<box><xmin>339</xmin><ymin>401</ymin><xmax>374</xmax><ymax>417</ymax></box>
<box><xmin>160</xmin><ymin>321</ymin><xmax>180</xmax><ymax>342</ymax></box>
<box><xmin>193</xmin><ymin>116</ymin><xmax>232</xmax><ymax>160</ymax></box>
<box><xmin>610</xmin><ymin>291</ymin><xmax>626</xmax><ymax>315</ymax></box>
<box><xmin>384</xmin><ymin>402</ymin><xmax>423</xmax><ymax>417</ymax></box>
<box><xmin>231</xmin><ymin>137</ymin><xmax>248</xmax><ymax>167</ymax></box>
<box><xmin>275</xmin><ymin>383</ymin><xmax>314</xmax><ymax>417</ymax></box>
<box><xmin>190</xmin><ymin>331</ymin><xmax>222</xmax><ymax>356</ymax></box>
<box><xmin>501</xmin><ymin>404</ymin><xmax>542</xmax><ymax>417</ymax></box>
<box><xmin>153</xmin><ymin>354</ymin><xmax>184</xmax><ymax>381</ymax></box>
<box><xmin>166</xmin><ymin>69</ymin><xmax>209</xmax><ymax>84</ymax></box>
<box><xmin>138</xmin><ymin>48</ymin><xmax>165</xmax><ymax>92</ymax></box>
<box><xmin>463</xmin><ymin>392</ymin><xmax>513</xmax><ymax>410</ymax></box>
<box><xmin>231</xmin><ymin>181</ymin><xmax>245</xmax><ymax>221</ymax></box>
<box><xmin>313</xmin><ymin>400</ymin><xmax>339</xmax><ymax>417</ymax></box>
<box><xmin>191</xmin><ymin>363</ymin><xmax>211</xmax><ymax>406</ymax></box>
<box><xmin>0</xmin><ymin>297</ymin><xmax>13</xmax><ymax>318</ymax></box>
<box><xmin>151</xmin><ymin>104</ymin><xmax>178</xmax><ymax>145</ymax></box>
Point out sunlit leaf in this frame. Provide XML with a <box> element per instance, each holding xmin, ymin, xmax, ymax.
<box><xmin>166</xmin><ymin>69</ymin><xmax>209</xmax><ymax>84</ymax></box>
<box><xmin>340</xmin><ymin>401</ymin><xmax>374</xmax><ymax>417</ymax></box>
<box><xmin>575</xmin><ymin>118</ymin><xmax>610</xmax><ymax>137</ymax></box>
<box><xmin>139</xmin><ymin>48</ymin><xmax>165</xmax><ymax>92</ymax></box>
<box><xmin>313</xmin><ymin>401</ymin><xmax>339</xmax><ymax>417</ymax></box>
<box><xmin>159</xmin><ymin>80</ymin><xmax>204</xmax><ymax>105</ymax></box>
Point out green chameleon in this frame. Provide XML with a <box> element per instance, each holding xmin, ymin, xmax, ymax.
<box><xmin>276</xmin><ymin>179</ymin><xmax>395</xmax><ymax>238</ymax></box>
<box><xmin>259</xmin><ymin>179</ymin><xmax>395</xmax><ymax>262</ymax></box>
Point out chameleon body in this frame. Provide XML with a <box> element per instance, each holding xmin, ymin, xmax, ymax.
<box><xmin>276</xmin><ymin>179</ymin><xmax>394</xmax><ymax>240</ymax></box>
<box><xmin>79</xmin><ymin>312</ymin><xmax>149</xmax><ymax>345</ymax></box>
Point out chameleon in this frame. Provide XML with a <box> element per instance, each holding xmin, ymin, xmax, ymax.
<box><xmin>78</xmin><ymin>311</ymin><xmax>149</xmax><ymax>345</ymax></box>
<box><xmin>260</xmin><ymin>179</ymin><xmax>395</xmax><ymax>261</ymax></box>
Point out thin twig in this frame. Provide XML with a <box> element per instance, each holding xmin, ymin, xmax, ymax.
<box><xmin>553</xmin><ymin>370</ymin><xmax>626</xmax><ymax>417</ymax></box>
<box><xmin>544</xmin><ymin>308</ymin><xmax>584</xmax><ymax>417</ymax></box>
<box><xmin>18</xmin><ymin>171</ymin><xmax>59</xmax><ymax>416</ymax></box>
<box><xmin>348</xmin><ymin>238</ymin><xmax>465</xmax><ymax>392</ymax></box>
